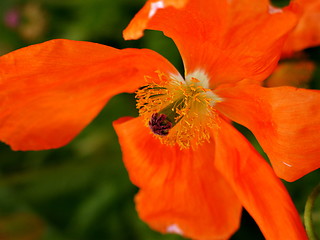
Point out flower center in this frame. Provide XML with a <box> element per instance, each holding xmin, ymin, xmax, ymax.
<box><xmin>136</xmin><ymin>71</ymin><xmax>220</xmax><ymax>149</ymax></box>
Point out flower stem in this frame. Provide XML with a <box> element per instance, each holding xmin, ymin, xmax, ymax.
<box><xmin>304</xmin><ymin>183</ymin><xmax>320</xmax><ymax>240</ymax></box>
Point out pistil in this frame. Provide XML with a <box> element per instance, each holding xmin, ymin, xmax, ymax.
<box><xmin>136</xmin><ymin>72</ymin><xmax>220</xmax><ymax>149</ymax></box>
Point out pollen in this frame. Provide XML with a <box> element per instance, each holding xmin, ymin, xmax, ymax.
<box><xmin>136</xmin><ymin>71</ymin><xmax>221</xmax><ymax>149</ymax></box>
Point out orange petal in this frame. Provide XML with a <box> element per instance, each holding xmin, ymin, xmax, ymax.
<box><xmin>113</xmin><ymin>117</ymin><xmax>242</xmax><ymax>240</ymax></box>
<box><xmin>0</xmin><ymin>39</ymin><xmax>178</xmax><ymax>150</ymax></box>
<box><xmin>265</xmin><ymin>60</ymin><xmax>316</xmax><ymax>88</ymax></box>
<box><xmin>124</xmin><ymin>0</ymin><xmax>298</xmax><ymax>87</ymax></box>
<box><xmin>215</xmin><ymin>84</ymin><xmax>320</xmax><ymax>181</ymax></box>
<box><xmin>213</xmin><ymin>119</ymin><xmax>308</xmax><ymax>240</ymax></box>
<box><xmin>282</xmin><ymin>0</ymin><xmax>320</xmax><ymax>57</ymax></box>
<box><xmin>123</xmin><ymin>0</ymin><xmax>188</xmax><ymax>40</ymax></box>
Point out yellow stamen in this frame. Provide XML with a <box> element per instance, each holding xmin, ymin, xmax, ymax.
<box><xmin>136</xmin><ymin>71</ymin><xmax>220</xmax><ymax>149</ymax></box>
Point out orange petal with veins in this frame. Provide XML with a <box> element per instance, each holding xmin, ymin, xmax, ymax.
<box><xmin>214</xmin><ymin>119</ymin><xmax>308</xmax><ymax>240</ymax></box>
<box><xmin>215</xmin><ymin>83</ymin><xmax>320</xmax><ymax>181</ymax></box>
<box><xmin>124</xmin><ymin>0</ymin><xmax>298</xmax><ymax>87</ymax></box>
<box><xmin>114</xmin><ymin>116</ymin><xmax>242</xmax><ymax>240</ymax></box>
<box><xmin>0</xmin><ymin>39</ymin><xmax>178</xmax><ymax>150</ymax></box>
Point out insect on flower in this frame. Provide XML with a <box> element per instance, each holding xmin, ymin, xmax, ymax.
<box><xmin>0</xmin><ymin>0</ymin><xmax>318</xmax><ymax>239</ymax></box>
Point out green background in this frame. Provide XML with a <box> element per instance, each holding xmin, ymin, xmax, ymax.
<box><xmin>0</xmin><ymin>0</ymin><xmax>319</xmax><ymax>239</ymax></box>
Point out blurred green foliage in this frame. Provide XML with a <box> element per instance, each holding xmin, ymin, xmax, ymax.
<box><xmin>0</xmin><ymin>0</ymin><xmax>319</xmax><ymax>240</ymax></box>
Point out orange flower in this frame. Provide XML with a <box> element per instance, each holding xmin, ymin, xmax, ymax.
<box><xmin>0</xmin><ymin>0</ymin><xmax>314</xmax><ymax>239</ymax></box>
<box><xmin>282</xmin><ymin>0</ymin><xmax>320</xmax><ymax>57</ymax></box>
<box><xmin>267</xmin><ymin>0</ymin><xmax>320</xmax><ymax>88</ymax></box>
<box><xmin>265</xmin><ymin>60</ymin><xmax>316</xmax><ymax>88</ymax></box>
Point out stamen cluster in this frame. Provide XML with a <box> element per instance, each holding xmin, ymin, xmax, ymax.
<box><xmin>136</xmin><ymin>72</ymin><xmax>219</xmax><ymax>149</ymax></box>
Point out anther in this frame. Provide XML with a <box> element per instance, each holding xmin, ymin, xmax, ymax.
<box><xmin>136</xmin><ymin>72</ymin><xmax>221</xmax><ymax>149</ymax></box>
<box><xmin>148</xmin><ymin>113</ymin><xmax>173</xmax><ymax>136</ymax></box>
